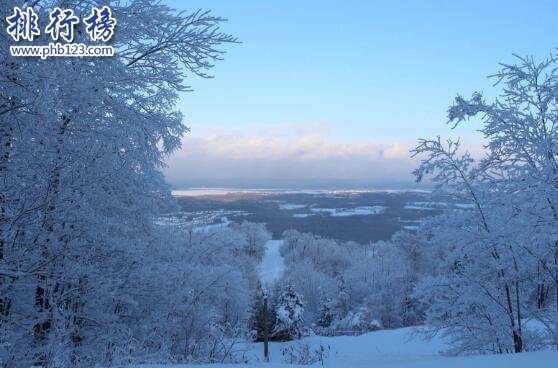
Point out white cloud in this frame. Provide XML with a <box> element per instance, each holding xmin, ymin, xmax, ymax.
<box><xmin>163</xmin><ymin>124</ymin><xmax>485</xmax><ymax>188</ymax></box>
<box><xmin>174</xmin><ymin>133</ymin><xmax>413</xmax><ymax>161</ymax></box>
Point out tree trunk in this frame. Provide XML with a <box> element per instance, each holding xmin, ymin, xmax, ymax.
<box><xmin>0</xmin><ymin>120</ymin><xmax>11</xmax><ymax>319</ymax></box>
<box><xmin>263</xmin><ymin>295</ymin><xmax>269</xmax><ymax>362</ymax></box>
<box><xmin>503</xmin><ymin>280</ymin><xmax>522</xmax><ymax>353</ymax></box>
<box><xmin>34</xmin><ymin>115</ymin><xmax>71</xmax><ymax>365</ymax></box>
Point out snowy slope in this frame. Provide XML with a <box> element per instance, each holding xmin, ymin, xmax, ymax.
<box><xmin>241</xmin><ymin>326</ymin><xmax>446</xmax><ymax>366</ymax></box>
<box><xmin>259</xmin><ymin>239</ymin><xmax>285</xmax><ymax>288</ymax></box>
<box><xmin>133</xmin><ymin>326</ymin><xmax>557</xmax><ymax>367</ymax></box>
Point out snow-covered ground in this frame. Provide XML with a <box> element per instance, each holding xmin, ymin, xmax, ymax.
<box><xmin>132</xmin><ymin>326</ymin><xmax>557</xmax><ymax>367</ymax></box>
<box><xmin>259</xmin><ymin>240</ymin><xmax>285</xmax><ymax>288</ymax></box>
<box><xmin>403</xmin><ymin>202</ymin><xmax>441</xmax><ymax>210</ymax></box>
<box><xmin>403</xmin><ymin>201</ymin><xmax>475</xmax><ymax>211</ymax></box>
<box><xmin>307</xmin><ymin>206</ymin><xmax>386</xmax><ymax>217</ymax></box>
<box><xmin>403</xmin><ymin>225</ymin><xmax>419</xmax><ymax>231</ymax></box>
<box><xmin>193</xmin><ymin>217</ymin><xmax>231</xmax><ymax>233</ymax></box>
<box><xmin>399</xmin><ymin>219</ymin><xmax>422</xmax><ymax>231</ymax></box>
<box><xmin>155</xmin><ymin>210</ymin><xmax>247</xmax><ymax>231</ymax></box>
<box><xmin>275</xmin><ymin>202</ymin><xmax>387</xmax><ymax>218</ymax></box>
<box><xmin>279</xmin><ymin>203</ymin><xmax>308</xmax><ymax>210</ymax></box>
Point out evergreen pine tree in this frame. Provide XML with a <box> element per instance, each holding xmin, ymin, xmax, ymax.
<box><xmin>333</xmin><ymin>277</ymin><xmax>351</xmax><ymax>319</ymax></box>
<box><xmin>316</xmin><ymin>291</ymin><xmax>334</xmax><ymax>328</ymax></box>
<box><xmin>273</xmin><ymin>282</ymin><xmax>305</xmax><ymax>340</ymax></box>
<box><xmin>249</xmin><ymin>284</ymin><xmax>276</xmax><ymax>341</ymax></box>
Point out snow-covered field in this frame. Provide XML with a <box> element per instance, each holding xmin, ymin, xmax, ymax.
<box><xmin>403</xmin><ymin>201</ymin><xmax>474</xmax><ymax>211</ymax></box>
<box><xmin>274</xmin><ymin>202</ymin><xmax>387</xmax><ymax>218</ymax></box>
<box><xmin>403</xmin><ymin>202</ymin><xmax>441</xmax><ymax>210</ymax></box>
<box><xmin>132</xmin><ymin>326</ymin><xmax>557</xmax><ymax>367</ymax></box>
<box><xmin>279</xmin><ymin>203</ymin><xmax>309</xmax><ymax>210</ymax></box>
<box><xmin>310</xmin><ymin>206</ymin><xmax>386</xmax><ymax>217</ymax></box>
<box><xmin>289</xmin><ymin>206</ymin><xmax>387</xmax><ymax>218</ymax></box>
<box><xmin>155</xmin><ymin>210</ymin><xmax>247</xmax><ymax>231</ymax></box>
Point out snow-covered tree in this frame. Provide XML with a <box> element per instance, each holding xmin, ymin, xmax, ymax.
<box><xmin>249</xmin><ymin>283</ymin><xmax>276</xmax><ymax>341</ymax></box>
<box><xmin>0</xmin><ymin>0</ymin><xmax>236</xmax><ymax>366</ymax></box>
<box><xmin>278</xmin><ymin>228</ymin><xmax>428</xmax><ymax>334</ymax></box>
<box><xmin>274</xmin><ymin>282</ymin><xmax>305</xmax><ymax>340</ymax></box>
<box><xmin>231</xmin><ymin>221</ymin><xmax>271</xmax><ymax>260</ymax></box>
<box><xmin>315</xmin><ymin>291</ymin><xmax>335</xmax><ymax>329</ymax></box>
<box><xmin>412</xmin><ymin>53</ymin><xmax>558</xmax><ymax>354</ymax></box>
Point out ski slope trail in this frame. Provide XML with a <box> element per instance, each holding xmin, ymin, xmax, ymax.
<box><xmin>259</xmin><ymin>239</ymin><xmax>285</xmax><ymax>288</ymax></box>
<box><xmin>131</xmin><ymin>325</ymin><xmax>557</xmax><ymax>367</ymax></box>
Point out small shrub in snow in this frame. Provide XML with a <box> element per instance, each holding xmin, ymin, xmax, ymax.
<box><xmin>281</xmin><ymin>341</ymin><xmax>330</xmax><ymax>365</ymax></box>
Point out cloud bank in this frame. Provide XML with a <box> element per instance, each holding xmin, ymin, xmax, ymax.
<box><xmin>163</xmin><ymin>124</ymin><xmax>425</xmax><ymax>189</ymax></box>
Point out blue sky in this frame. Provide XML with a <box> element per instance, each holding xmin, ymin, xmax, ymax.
<box><xmin>163</xmin><ymin>0</ymin><xmax>558</xmax><ymax>189</ymax></box>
